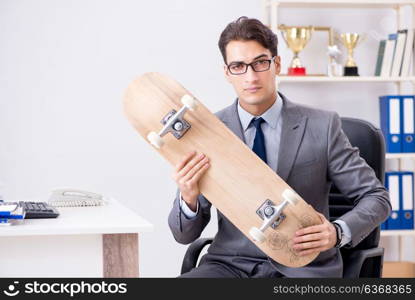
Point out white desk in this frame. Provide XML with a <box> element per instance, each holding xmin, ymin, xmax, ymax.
<box><xmin>0</xmin><ymin>201</ymin><xmax>153</xmax><ymax>277</ymax></box>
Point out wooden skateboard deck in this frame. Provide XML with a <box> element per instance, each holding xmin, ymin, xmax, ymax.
<box><xmin>123</xmin><ymin>72</ymin><xmax>322</xmax><ymax>267</ymax></box>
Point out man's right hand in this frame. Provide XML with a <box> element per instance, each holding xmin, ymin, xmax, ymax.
<box><xmin>172</xmin><ymin>151</ymin><xmax>210</xmax><ymax>212</ymax></box>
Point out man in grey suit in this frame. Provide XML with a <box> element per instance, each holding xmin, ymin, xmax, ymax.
<box><xmin>168</xmin><ymin>16</ymin><xmax>391</xmax><ymax>277</ymax></box>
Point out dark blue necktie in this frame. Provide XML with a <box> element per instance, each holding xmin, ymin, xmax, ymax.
<box><xmin>251</xmin><ymin>117</ymin><xmax>267</xmax><ymax>163</ymax></box>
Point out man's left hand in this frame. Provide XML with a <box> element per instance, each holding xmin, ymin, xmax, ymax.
<box><xmin>292</xmin><ymin>212</ymin><xmax>337</xmax><ymax>256</ymax></box>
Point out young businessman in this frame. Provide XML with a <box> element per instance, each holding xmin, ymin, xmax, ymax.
<box><xmin>168</xmin><ymin>17</ymin><xmax>391</xmax><ymax>277</ymax></box>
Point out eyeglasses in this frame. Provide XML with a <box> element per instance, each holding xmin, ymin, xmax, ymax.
<box><xmin>226</xmin><ymin>56</ymin><xmax>275</xmax><ymax>75</ymax></box>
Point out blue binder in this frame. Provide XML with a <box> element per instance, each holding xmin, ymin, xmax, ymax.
<box><xmin>401</xmin><ymin>95</ymin><xmax>415</xmax><ymax>153</ymax></box>
<box><xmin>385</xmin><ymin>172</ymin><xmax>401</xmax><ymax>229</ymax></box>
<box><xmin>379</xmin><ymin>95</ymin><xmax>402</xmax><ymax>153</ymax></box>
<box><xmin>400</xmin><ymin>171</ymin><xmax>414</xmax><ymax>229</ymax></box>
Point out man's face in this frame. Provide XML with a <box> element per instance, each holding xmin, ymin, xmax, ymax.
<box><xmin>224</xmin><ymin>40</ymin><xmax>281</xmax><ymax>107</ymax></box>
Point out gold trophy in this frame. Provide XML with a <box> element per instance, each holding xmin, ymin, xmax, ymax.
<box><xmin>340</xmin><ymin>33</ymin><xmax>361</xmax><ymax>76</ymax></box>
<box><xmin>279</xmin><ymin>25</ymin><xmax>313</xmax><ymax>76</ymax></box>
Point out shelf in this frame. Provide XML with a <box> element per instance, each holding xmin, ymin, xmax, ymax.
<box><xmin>276</xmin><ymin>76</ymin><xmax>415</xmax><ymax>83</ymax></box>
<box><xmin>268</xmin><ymin>0</ymin><xmax>415</xmax><ymax>9</ymax></box>
<box><xmin>381</xmin><ymin>230</ymin><xmax>415</xmax><ymax>237</ymax></box>
<box><xmin>386</xmin><ymin>153</ymin><xmax>415</xmax><ymax>159</ymax></box>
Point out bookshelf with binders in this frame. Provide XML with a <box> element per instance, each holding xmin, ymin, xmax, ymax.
<box><xmin>379</xmin><ymin>94</ymin><xmax>415</xmax><ymax>231</ymax></box>
<box><xmin>263</xmin><ymin>0</ymin><xmax>415</xmax><ymax>272</ymax></box>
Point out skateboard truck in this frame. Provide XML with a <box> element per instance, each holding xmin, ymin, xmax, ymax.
<box><xmin>249</xmin><ymin>189</ymin><xmax>300</xmax><ymax>243</ymax></box>
<box><xmin>147</xmin><ymin>95</ymin><xmax>198</xmax><ymax>148</ymax></box>
<box><xmin>255</xmin><ymin>199</ymin><xmax>287</xmax><ymax>229</ymax></box>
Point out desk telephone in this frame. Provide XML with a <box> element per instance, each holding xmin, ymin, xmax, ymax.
<box><xmin>48</xmin><ymin>189</ymin><xmax>107</xmax><ymax>207</ymax></box>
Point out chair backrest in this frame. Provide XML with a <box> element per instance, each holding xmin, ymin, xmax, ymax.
<box><xmin>329</xmin><ymin>117</ymin><xmax>386</xmax><ymax>251</ymax></box>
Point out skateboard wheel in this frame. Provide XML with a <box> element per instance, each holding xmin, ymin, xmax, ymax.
<box><xmin>249</xmin><ymin>227</ymin><xmax>266</xmax><ymax>243</ymax></box>
<box><xmin>147</xmin><ymin>132</ymin><xmax>164</xmax><ymax>148</ymax></box>
<box><xmin>282</xmin><ymin>189</ymin><xmax>300</xmax><ymax>205</ymax></box>
<box><xmin>181</xmin><ymin>95</ymin><xmax>198</xmax><ymax>111</ymax></box>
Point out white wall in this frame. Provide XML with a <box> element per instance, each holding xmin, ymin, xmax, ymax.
<box><xmin>0</xmin><ymin>0</ymin><xmax>413</xmax><ymax>277</ymax></box>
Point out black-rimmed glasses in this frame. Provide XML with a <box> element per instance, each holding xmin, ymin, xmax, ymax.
<box><xmin>227</xmin><ymin>56</ymin><xmax>275</xmax><ymax>75</ymax></box>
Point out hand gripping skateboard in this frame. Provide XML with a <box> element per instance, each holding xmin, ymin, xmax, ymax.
<box><xmin>123</xmin><ymin>72</ymin><xmax>322</xmax><ymax>267</ymax></box>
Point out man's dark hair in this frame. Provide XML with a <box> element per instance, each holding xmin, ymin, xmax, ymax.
<box><xmin>218</xmin><ymin>16</ymin><xmax>278</xmax><ymax>64</ymax></box>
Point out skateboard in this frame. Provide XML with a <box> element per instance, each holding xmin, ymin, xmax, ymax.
<box><xmin>123</xmin><ymin>72</ymin><xmax>322</xmax><ymax>267</ymax></box>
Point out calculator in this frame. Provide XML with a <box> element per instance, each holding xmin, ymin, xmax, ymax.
<box><xmin>19</xmin><ymin>201</ymin><xmax>60</xmax><ymax>219</ymax></box>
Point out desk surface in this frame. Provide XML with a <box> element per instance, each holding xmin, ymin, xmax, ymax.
<box><xmin>0</xmin><ymin>200</ymin><xmax>153</xmax><ymax>237</ymax></box>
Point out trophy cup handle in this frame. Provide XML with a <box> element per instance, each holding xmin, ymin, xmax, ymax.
<box><xmin>279</xmin><ymin>24</ymin><xmax>289</xmax><ymax>45</ymax></box>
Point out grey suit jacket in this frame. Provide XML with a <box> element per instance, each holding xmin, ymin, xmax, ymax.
<box><xmin>168</xmin><ymin>93</ymin><xmax>391</xmax><ymax>277</ymax></box>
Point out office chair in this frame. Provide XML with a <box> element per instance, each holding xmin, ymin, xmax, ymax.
<box><xmin>181</xmin><ymin>117</ymin><xmax>386</xmax><ymax>278</ymax></box>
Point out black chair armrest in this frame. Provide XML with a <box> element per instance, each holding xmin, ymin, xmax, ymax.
<box><xmin>181</xmin><ymin>238</ymin><xmax>214</xmax><ymax>274</ymax></box>
<box><xmin>342</xmin><ymin>247</ymin><xmax>384</xmax><ymax>278</ymax></box>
